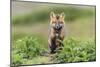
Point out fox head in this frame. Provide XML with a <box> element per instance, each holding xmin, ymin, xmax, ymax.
<box><xmin>50</xmin><ymin>12</ymin><xmax>65</xmax><ymax>30</ymax></box>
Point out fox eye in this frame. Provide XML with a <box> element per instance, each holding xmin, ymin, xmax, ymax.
<box><xmin>52</xmin><ymin>22</ymin><xmax>56</xmax><ymax>23</ymax></box>
<box><xmin>59</xmin><ymin>22</ymin><xmax>63</xmax><ymax>24</ymax></box>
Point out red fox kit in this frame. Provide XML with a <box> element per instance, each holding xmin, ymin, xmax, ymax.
<box><xmin>48</xmin><ymin>12</ymin><xmax>65</xmax><ymax>53</ymax></box>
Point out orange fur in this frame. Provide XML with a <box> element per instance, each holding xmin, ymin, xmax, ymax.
<box><xmin>48</xmin><ymin>12</ymin><xmax>65</xmax><ymax>53</ymax></box>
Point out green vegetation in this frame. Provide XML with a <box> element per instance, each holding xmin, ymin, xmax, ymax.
<box><xmin>12</xmin><ymin>36</ymin><xmax>96</xmax><ymax>66</ymax></box>
<box><xmin>12</xmin><ymin>36</ymin><xmax>47</xmax><ymax>66</ymax></box>
<box><xmin>54</xmin><ymin>38</ymin><xmax>96</xmax><ymax>63</ymax></box>
<box><xmin>12</xmin><ymin>6</ymin><xmax>95</xmax><ymax>25</ymax></box>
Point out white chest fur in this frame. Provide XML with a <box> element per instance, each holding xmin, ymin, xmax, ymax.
<box><xmin>56</xmin><ymin>33</ymin><xmax>59</xmax><ymax>37</ymax></box>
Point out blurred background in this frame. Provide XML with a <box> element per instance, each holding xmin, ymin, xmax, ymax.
<box><xmin>11</xmin><ymin>1</ymin><xmax>96</xmax><ymax>65</ymax></box>
<box><xmin>11</xmin><ymin>1</ymin><xmax>95</xmax><ymax>49</ymax></box>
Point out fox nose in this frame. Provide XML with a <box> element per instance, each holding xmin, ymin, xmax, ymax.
<box><xmin>56</xmin><ymin>24</ymin><xmax>60</xmax><ymax>29</ymax></box>
<box><xmin>56</xmin><ymin>25</ymin><xmax>59</xmax><ymax>29</ymax></box>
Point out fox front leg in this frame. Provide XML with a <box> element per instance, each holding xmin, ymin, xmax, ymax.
<box><xmin>48</xmin><ymin>38</ymin><xmax>56</xmax><ymax>54</ymax></box>
<box><xmin>59</xmin><ymin>29</ymin><xmax>65</xmax><ymax>47</ymax></box>
<box><xmin>48</xmin><ymin>30</ymin><xmax>56</xmax><ymax>54</ymax></box>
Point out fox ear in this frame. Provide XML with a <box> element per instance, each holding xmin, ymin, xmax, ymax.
<box><xmin>50</xmin><ymin>12</ymin><xmax>55</xmax><ymax>18</ymax></box>
<box><xmin>60</xmin><ymin>12</ymin><xmax>65</xmax><ymax>19</ymax></box>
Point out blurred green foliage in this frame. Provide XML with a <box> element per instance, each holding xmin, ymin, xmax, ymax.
<box><xmin>12</xmin><ymin>36</ymin><xmax>96</xmax><ymax>66</ymax></box>
<box><xmin>12</xmin><ymin>6</ymin><xmax>95</xmax><ymax>25</ymax></box>
<box><xmin>12</xmin><ymin>36</ymin><xmax>46</xmax><ymax>66</ymax></box>
<box><xmin>54</xmin><ymin>38</ymin><xmax>96</xmax><ymax>63</ymax></box>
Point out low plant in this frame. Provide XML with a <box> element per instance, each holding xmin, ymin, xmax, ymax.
<box><xmin>12</xmin><ymin>36</ymin><xmax>46</xmax><ymax>65</ymax></box>
<box><xmin>54</xmin><ymin>38</ymin><xmax>96</xmax><ymax>63</ymax></box>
